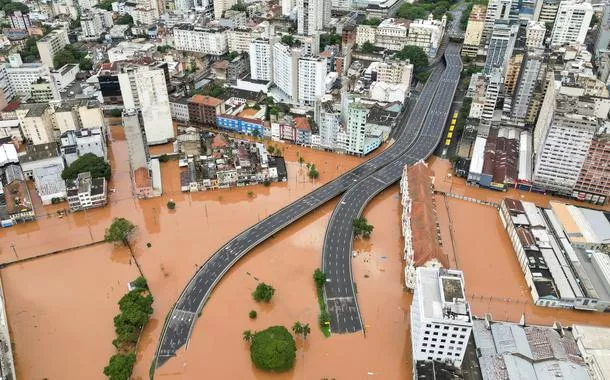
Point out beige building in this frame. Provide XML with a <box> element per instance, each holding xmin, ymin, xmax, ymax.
<box><xmin>30</xmin><ymin>79</ymin><xmax>60</xmax><ymax>102</ymax></box>
<box><xmin>376</xmin><ymin>60</ymin><xmax>413</xmax><ymax>87</ymax></box>
<box><xmin>36</xmin><ymin>28</ymin><xmax>69</xmax><ymax>69</ymax></box>
<box><xmin>462</xmin><ymin>4</ymin><xmax>486</xmax><ymax>58</ymax></box>
<box><xmin>16</xmin><ymin>103</ymin><xmax>55</xmax><ymax>145</ymax></box>
<box><xmin>52</xmin><ymin>99</ymin><xmax>104</xmax><ymax>134</ymax></box>
<box><xmin>406</xmin><ymin>15</ymin><xmax>446</xmax><ymax>57</ymax></box>
<box><xmin>526</xmin><ymin>21</ymin><xmax>546</xmax><ymax>49</ymax></box>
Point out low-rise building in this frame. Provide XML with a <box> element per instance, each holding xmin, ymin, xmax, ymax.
<box><xmin>59</xmin><ymin>128</ymin><xmax>107</xmax><ymax>166</ymax></box>
<box><xmin>170</xmin><ymin>98</ymin><xmax>190</xmax><ymax>122</ymax></box>
<box><xmin>0</xmin><ymin>164</ymin><xmax>35</xmax><ymax>225</ymax></box>
<box><xmin>188</xmin><ymin>95</ymin><xmax>225</xmax><ymax>127</ymax></box>
<box><xmin>19</xmin><ymin>142</ymin><xmax>66</xmax><ymax>204</ymax></box>
<box><xmin>406</xmin><ymin>14</ymin><xmax>446</xmax><ymax>57</ymax></box>
<box><xmin>16</xmin><ymin>103</ymin><xmax>55</xmax><ymax>145</ymax></box>
<box><xmin>66</xmin><ymin>171</ymin><xmax>107</xmax><ymax>211</ymax></box>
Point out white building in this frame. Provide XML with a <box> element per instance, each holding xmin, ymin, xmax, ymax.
<box><xmin>66</xmin><ymin>171</ymin><xmax>107</xmax><ymax>211</ymax></box>
<box><xmin>50</xmin><ymin>64</ymin><xmax>79</xmax><ymax>91</ymax></box>
<box><xmin>80</xmin><ymin>12</ymin><xmax>103</xmax><ymax>39</ymax></box>
<box><xmin>410</xmin><ymin>267</ymin><xmax>473</xmax><ymax>367</ymax></box>
<box><xmin>36</xmin><ymin>28</ymin><xmax>70</xmax><ymax>69</ymax></box>
<box><xmin>19</xmin><ymin>142</ymin><xmax>67</xmax><ymax>204</ymax></box>
<box><xmin>59</xmin><ymin>128</ymin><xmax>107</xmax><ymax>166</ymax></box>
<box><xmin>318</xmin><ymin>103</ymin><xmax>341</xmax><ymax>150</ymax></box>
<box><xmin>525</xmin><ymin>20</ymin><xmax>546</xmax><ymax>48</ymax></box>
<box><xmin>5</xmin><ymin>54</ymin><xmax>52</xmax><ymax>96</ymax></box>
<box><xmin>249</xmin><ymin>38</ymin><xmax>273</xmax><ymax>81</ymax></box>
<box><xmin>345</xmin><ymin>99</ymin><xmax>369</xmax><ymax>155</ymax></box>
<box><xmin>298</xmin><ymin>56</ymin><xmax>326</xmax><ymax>105</ymax></box>
<box><xmin>107</xmin><ymin>41</ymin><xmax>156</xmax><ymax>63</ymax></box>
<box><xmin>483</xmin><ymin>0</ymin><xmax>518</xmax><ymax>40</ymax></box>
<box><xmin>273</xmin><ymin>42</ymin><xmax>299</xmax><ymax>102</ymax></box>
<box><xmin>213</xmin><ymin>0</ymin><xmax>237</xmax><ymax>19</ymax></box>
<box><xmin>533</xmin><ymin>95</ymin><xmax>598</xmax><ymax>195</ymax></box>
<box><xmin>118</xmin><ymin>64</ymin><xmax>175</xmax><ymax>145</ymax></box>
<box><xmin>407</xmin><ymin>15</ymin><xmax>447</xmax><ymax>57</ymax></box>
<box><xmin>16</xmin><ymin>104</ymin><xmax>55</xmax><ymax>145</ymax></box>
<box><xmin>173</xmin><ymin>25</ymin><xmax>228</xmax><ymax>55</ymax></box>
<box><xmin>550</xmin><ymin>0</ymin><xmax>593</xmax><ymax>46</ymax></box>
<box><xmin>572</xmin><ymin>324</ymin><xmax>610</xmax><ymax>380</ymax></box>
<box><xmin>227</xmin><ymin>28</ymin><xmax>254</xmax><ymax>53</ymax></box>
<box><xmin>282</xmin><ymin>0</ymin><xmax>295</xmax><ymax>16</ymax></box>
<box><xmin>297</xmin><ymin>0</ymin><xmax>327</xmax><ymax>36</ymax></box>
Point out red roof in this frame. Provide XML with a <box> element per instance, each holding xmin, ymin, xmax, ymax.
<box><xmin>134</xmin><ymin>167</ymin><xmax>151</xmax><ymax>189</ymax></box>
<box><xmin>294</xmin><ymin>117</ymin><xmax>310</xmax><ymax>132</ymax></box>
<box><xmin>189</xmin><ymin>94</ymin><xmax>223</xmax><ymax>107</ymax></box>
<box><xmin>2</xmin><ymin>100</ymin><xmax>21</xmax><ymax>113</ymax></box>
<box><xmin>407</xmin><ymin>162</ymin><xmax>449</xmax><ymax>268</ymax></box>
<box><xmin>211</xmin><ymin>134</ymin><xmax>229</xmax><ymax>149</ymax></box>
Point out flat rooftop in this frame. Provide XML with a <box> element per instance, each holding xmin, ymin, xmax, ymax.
<box><xmin>417</xmin><ymin>267</ymin><xmax>471</xmax><ymax>323</ymax></box>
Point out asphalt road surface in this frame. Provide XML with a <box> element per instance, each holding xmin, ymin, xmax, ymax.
<box><xmin>154</xmin><ymin>46</ymin><xmax>462</xmax><ymax>369</ymax></box>
<box><xmin>322</xmin><ymin>44</ymin><xmax>463</xmax><ymax>334</ymax></box>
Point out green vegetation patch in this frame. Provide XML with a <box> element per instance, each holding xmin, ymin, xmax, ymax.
<box><xmin>250</xmin><ymin>326</ymin><xmax>296</xmax><ymax>372</ymax></box>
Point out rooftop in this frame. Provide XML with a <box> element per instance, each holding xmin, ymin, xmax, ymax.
<box><xmin>189</xmin><ymin>95</ymin><xmax>224</xmax><ymax>107</ymax></box>
<box><xmin>19</xmin><ymin>143</ymin><xmax>60</xmax><ymax>163</ymax></box>
<box><xmin>416</xmin><ymin>267</ymin><xmax>471</xmax><ymax>323</ymax></box>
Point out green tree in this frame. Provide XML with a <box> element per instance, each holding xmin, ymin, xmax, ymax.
<box><xmin>105</xmin><ymin>217</ymin><xmax>136</xmax><ymax>246</ymax></box>
<box><xmin>292</xmin><ymin>321</ymin><xmax>303</xmax><ymax>335</ymax></box>
<box><xmin>94</xmin><ymin>0</ymin><xmax>114</xmax><ymax>11</ymax></box>
<box><xmin>110</xmin><ymin>109</ymin><xmax>122</xmax><ymax>117</ymax></box>
<box><xmin>79</xmin><ymin>57</ymin><xmax>93</xmax><ymax>70</ymax></box>
<box><xmin>307</xmin><ymin>164</ymin><xmax>319</xmax><ymax>180</ymax></box>
<box><xmin>21</xmin><ymin>37</ymin><xmax>40</xmax><ymax>63</ymax></box>
<box><xmin>230</xmin><ymin>2</ymin><xmax>247</xmax><ymax>11</ymax></box>
<box><xmin>131</xmin><ymin>276</ymin><xmax>148</xmax><ymax>289</ymax></box>
<box><xmin>313</xmin><ymin>269</ymin><xmax>326</xmax><ymax>288</ymax></box>
<box><xmin>62</xmin><ymin>153</ymin><xmax>111</xmax><ymax>180</ymax></box>
<box><xmin>360</xmin><ymin>41</ymin><xmax>376</xmax><ymax>54</ymax></box>
<box><xmin>363</xmin><ymin>17</ymin><xmax>381</xmax><ymax>26</ymax></box>
<box><xmin>252</xmin><ymin>282</ymin><xmax>275</xmax><ymax>302</ymax></box>
<box><xmin>159</xmin><ymin>154</ymin><xmax>170</xmax><ymax>162</ymax></box>
<box><xmin>302</xmin><ymin>323</ymin><xmax>310</xmax><ymax>340</ymax></box>
<box><xmin>352</xmin><ymin>217</ymin><xmax>374</xmax><ymax>238</ymax></box>
<box><xmin>249</xmin><ymin>310</ymin><xmax>257</xmax><ymax>319</ymax></box>
<box><xmin>249</xmin><ymin>326</ymin><xmax>296</xmax><ymax>372</ymax></box>
<box><xmin>267</xmin><ymin>145</ymin><xmax>275</xmax><ymax>154</ymax></box>
<box><xmin>298</xmin><ymin>156</ymin><xmax>305</xmax><ymax>166</ymax></box>
<box><xmin>103</xmin><ymin>353</ymin><xmax>136</xmax><ymax>380</ymax></box>
<box><xmin>394</xmin><ymin>45</ymin><xmax>428</xmax><ymax>72</ymax></box>
<box><xmin>116</xmin><ymin>14</ymin><xmax>133</xmax><ymax>25</ymax></box>
<box><xmin>319</xmin><ymin>33</ymin><xmax>341</xmax><ymax>50</ymax></box>
<box><xmin>243</xmin><ymin>329</ymin><xmax>254</xmax><ymax>342</ymax></box>
<box><xmin>281</xmin><ymin>34</ymin><xmax>296</xmax><ymax>47</ymax></box>
<box><xmin>3</xmin><ymin>1</ymin><xmax>28</xmax><ymax>14</ymax></box>
<box><xmin>167</xmin><ymin>200</ymin><xmax>176</xmax><ymax>209</ymax></box>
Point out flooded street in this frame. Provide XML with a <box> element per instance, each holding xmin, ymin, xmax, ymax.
<box><xmin>1</xmin><ymin>125</ymin><xmax>609</xmax><ymax>379</ymax></box>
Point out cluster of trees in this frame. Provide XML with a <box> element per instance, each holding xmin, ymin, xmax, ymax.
<box><xmin>116</xmin><ymin>14</ymin><xmax>133</xmax><ymax>25</ymax></box>
<box><xmin>396</xmin><ymin>0</ymin><xmax>452</xmax><ymax>21</ymax></box>
<box><xmin>359</xmin><ymin>41</ymin><xmax>380</xmax><ymax>54</ymax></box>
<box><xmin>53</xmin><ymin>45</ymin><xmax>93</xmax><ymax>70</ymax></box>
<box><xmin>61</xmin><ymin>153</ymin><xmax>111</xmax><ymax>181</ymax></box>
<box><xmin>157</xmin><ymin>45</ymin><xmax>172</xmax><ymax>53</ymax></box>
<box><xmin>230</xmin><ymin>2</ymin><xmax>247</xmax><ymax>11</ymax></box>
<box><xmin>306</xmin><ymin>163</ymin><xmax>319</xmax><ymax>180</ymax></box>
<box><xmin>1</xmin><ymin>0</ymin><xmax>28</xmax><ymax>14</ymax></box>
<box><xmin>266</xmin><ymin>144</ymin><xmax>283</xmax><ymax>157</ymax></box>
<box><xmin>21</xmin><ymin>37</ymin><xmax>40</xmax><ymax>63</ymax></box>
<box><xmin>352</xmin><ymin>217</ymin><xmax>374</xmax><ymax>238</ymax></box>
<box><xmin>362</xmin><ymin>17</ymin><xmax>382</xmax><ymax>26</ymax></box>
<box><xmin>454</xmin><ymin>97</ymin><xmax>472</xmax><ymax>134</ymax></box>
<box><xmin>243</xmin><ymin>326</ymin><xmax>296</xmax><ymax>372</ymax></box>
<box><xmin>225</xmin><ymin>51</ymin><xmax>240</xmax><ymax>60</ymax></box>
<box><xmin>198</xmin><ymin>83</ymin><xmax>225</xmax><ymax>98</ymax></box>
<box><xmin>313</xmin><ymin>269</ymin><xmax>330</xmax><ymax>336</ymax></box>
<box><xmin>104</xmin><ymin>277</ymin><xmax>153</xmax><ymax>380</ymax></box>
<box><xmin>94</xmin><ymin>0</ymin><xmax>114</xmax><ymax>11</ymax></box>
<box><xmin>292</xmin><ymin>321</ymin><xmax>310</xmax><ymax>340</ymax></box>
<box><xmin>281</xmin><ymin>35</ymin><xmax>301</xmax><ymax>48</ymax></box>
<box><xmin>252</xmin><ymin>282</ymin><xmax>275</xmax><ymax>302</ymax></box>
<box><xmin>319</xmin><ymin>33</ymin><xmax>341</xmax><ymax>50</ymax></box>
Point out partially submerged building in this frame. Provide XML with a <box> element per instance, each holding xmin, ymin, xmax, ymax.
<box><xmin>66</xmin><ymin>171</ymin><xmax>107</xmax><ymax>212</ymax></box>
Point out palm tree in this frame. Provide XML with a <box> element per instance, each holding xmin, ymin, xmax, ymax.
<box><xmin>298</xmin><ymin>156</ymin><xmax>305</xmax><ymax>166</ymax></box>
<box><xmin>302</xmin><ymin>323</ymin><xmax>310</xmax><ymax>340</ymax></box>
<box><xmin>292</xmin><ymin>321</ymin><xmax>303</xmax><ymax>336</ymax></box>
<box><xmin>243</xmin><ymin>329</ymin><xmax>254</xmax><ymax>343</ymax></box>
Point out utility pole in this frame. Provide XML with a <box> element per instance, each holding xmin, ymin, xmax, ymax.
<box><xmin>10</xmin><ymin>243</ymin><xmax>18</xmax><ymax>259</ymax></box>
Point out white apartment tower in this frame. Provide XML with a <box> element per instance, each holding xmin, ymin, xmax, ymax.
<box><xmin>410</xmin><ymin>267</ymin><xmax>473</xmax><ymax>367</ymax></box>
<box><xmin>483</xmin><ymin>0</ymin><xmax>518</xmax><ymax>40</ymax></box>
<box><xmin>249</xmin><ymin>38</ymin><xmax>273</xmax><ymax>81</ymax></box>
<box><xmin>273</xmin><ymin>42</ymin><xmax>300</xmax><ymax>102</ymax></box>
<box><xmin>297</xmin><ymin>0</ymin><xmax>328</xmax><ymax>36</ymax></box>
<box><xmin>282</xmin><ymin>0</ymin><xmax>295</xmax><ymax>16</ymax></box>
<box><xmin>118</xmin><ymin>64</ymin><xmax>174</xmax><ymax>145</ymax></box>
<box><xmin>5</xmin><ymin>54</ymin><xmax>53</xmax><ymax>96</ymax></box>
<box><xmin>36</xmin><ymin>28</ymin><xmax>70</xmax><ymax>69</ymax></box>
<box><xmin>525</xmin><ymin>20</ymin><xmax>546</xmax><ymax>48</ymax></box>
<box><xmin>298</xmin><ymin>56</ymin><xmax>327</xmax><ymax>105</ymax></box>
<box><xmin>173</xmin><ymin>26</ymin><xmax>228</xmax><ymax>55</ymax></box>
<box><xmin>550</xmin><ymin>0</ymin><xmax>593</xmax><ymax>46</ymax></box>
<box><xmin>213</xmin><ymin>0</ymin><xmax>237</xmax><ymax>19</ymax></box>
<box><xmin>533</xmin><ymin>95</ymin><xmax>598</xmax><ymax>195</ymax></box>
<box><xmin>345</xmin><ymin>99</ymin><xmax>368</xmax><ymax>155</ymax></box>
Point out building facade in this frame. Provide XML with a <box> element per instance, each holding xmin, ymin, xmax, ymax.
<box><xmin>36</xmin><ymin>28</ymin><xmax>70</xmax><ymax>69</ymax></box>
<box><xmin>66</xmin><ymin>171</ymin><xmax>107</xmax><ymax>211</ymax></box>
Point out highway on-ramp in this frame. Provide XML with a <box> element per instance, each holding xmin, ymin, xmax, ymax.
<box><xmin>153</xmin><ymin>46</ymin><xmax>460</xmax><ymax>370</ymax></box>
<box><xmin>322</xmin><ymin>44</ymin><xmax>463</xmax><ymax>334</ymax></box>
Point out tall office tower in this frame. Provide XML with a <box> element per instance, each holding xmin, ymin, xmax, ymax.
<box><xmin>483</xmin><ymin>0</ymin><xmax>518</xmax><ymax>40</ymax></box>
<box><xmin>298</xmin><ymin>56</ymin><xmax>327</xmax><ymax>105</ymax></box>
<box><xmin>213</xmin><ymin>0</ymin><xmax>237</xmax><ymax>19</ymax></box>
<box><xmin>525</xmin><ymin>20</ymin><xmax>546</xmax><ymax>48</ymax></box>
<box><xmin>118</xmin><ymin>64</ymin><xmax>174</xmax><ymax>145</ymax></box>
<box><xmin>249</xmin><ymin>38</ymin><xmax>273</xmax><ymax>81</ymax></box>
<box><xmin>410</xmin><ymin>267</ymin><xmax>473</xmax><ymax>367</ymax></box>
<box><xmin>504</xmin><ymin>54</ymin><xmax>523</xmax><ymax>98</ymax></box>
<box><xmin>273</xmin><ymin>42</ymin><xmax>300</xmax><ymax>102</ymax></box>
<box><xmin>297</xmin><ymin>0</ymin><xmax>326</xmax><ymax>35</ymax></box>
<box><xmin>511</xmin><ymin>49</ymin><xmax>544</xmax><ymax>121</ymax></box>
<box><xmin>536</xmin><ymin>0</ymin><xmax>560</xmax><ymax>23</ymax></box>
<box><xmin>549</xmin><ymin>0</ymin><xmax>593</xmax><ymax>46</ymax></box>
<box><xmin>594</xmin><ymin>2</ymin><xmax>610</xmax><ymax>57</ymax></box>
<box><xmin>533</xmin><ymin>95</ymin><xmax>598</xmax><ymax>195</ymax></box>
<box><xmin>484</xmin><ymin>21</ymin><xmax>519</xmax><ymax>74</ymax></box>
<box><xmin>480</xmin><ymin>70</ymin><xmax>504</xmax><ymax>137</ymax></box>
<box><xmin>573</xmin><ymin>129</ymin><xmax>610</xmax><ymax>205</ymax></box>
<box><xmin>36</xmin><ymin>29</ymin><xmax>70</xmax><ymax>69</ymax></box>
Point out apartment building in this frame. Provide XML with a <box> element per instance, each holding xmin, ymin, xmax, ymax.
<box><xmin>484</xmin><ymin>21</ymin><xmax>519</xmax><ymax>74</ymax></box>
<box><xmin>273</xmin><ymin>42</ymin><xmax>300</xmax><ymax>102</ymax></box>
<box><xmin>375</xmin><ymin>18</ymin><xmax>410</xmax><ymax>51</ymax></box>
<box><xmin>298</xmin><ymin>56</ymin><xmax>326</xmax><ymax>105</ymax></box>
<box><xmin>59</xmin><ymin>128</ymin><xmax>107</xmax><ymax>166</ymax></box>
<box><xmin>410</xmin><ymin>267</ymin><xmax>473</xmax><ymax>367</ymax></box>
<box><xmin>297</xmin><ymin>0</ymin><xmax>327</xmax><ymax>36</ymax></box>
<box><xmin>511</xmin><ymin>49</ymin><xmax>544</xmax><ymax>121</ymax></box>
<box><xmin>213</xmin><ymin>0</ymin><xmax>237</xmax><ymax>19</ymax></box>
<box><xmin>188</xmin><ymin>95</ymin><xmax>225</xmax><ymax>127</ymax></box>
<box><xmin>525</xmin><ymin>20</ymin><xmax>546</xmax><ymax>48</ymax></box>
<box><xmin>550</xmin><ymin>0</ymin><xmax>593</xmax><ymax>46</ymax></box>
<box><xmin>80</xmin><ymin>12</ymin><xmax>103</xmax><ymax>39</ymax></box>
<box><xmin>249</xmin><ymin>38</ymin><xmax>273</xmax><ymax>82</ymax></box>
<box><xmin>5</xmin><ymin>54</ymin><xmax>52</xmax><ymax>96</ymax></box>
<box><xmin>9</xmin><ymin>11</ymin><xmax>31</xmax><ymax>30</ymax></box>
<box><xmin>173</xmin><ymin>24</ymin><xmax>228</xmax><ymax>55</ymax></box>
<box><xmin>462</xmin><ymin>4</ymin><xmax>487</xmax><ymax>58</ymax></box>
<box><xmin>406</xmin><ymin>15</ymin><xmax>446</xmax><ymax>57</ymax></box>
<box><xmin>36</xmin><ymin>28</ymin><xmax>70</xmax><ymax>69</ymax></box>
<box><xmin>118</xmin><ymin>64</ymin><xmax>174</xmax><ymax>145</ymax></box>
<box><xmin>533</xmin><ymin>95</ymin><xmax>598</xmax><ymax>195</ymax></box>
<box><xmin>122</xmin><ymin>109</ymin><xmax>158</xmax><ymax>198</ymax></box>
<box><xmin>573</xmin><ymin>128</ymin><xmax>610</xmax><ymax>205</ymax></box>
<box><xmin>19</xmin><ymin>142</ymin><xmax>67</xmax><ymax>205</ymax></box>
<box><xmin>66</xmin><ymin>171</ymin><xmax>107</xmax><ymax>212</ymax></box>
<box><xmin>483</xmin><ymin>0</ymin><xmax>519</xmax><ymax>40</ymax></box>
<box><xmin>227</xmin><ymin>28</ymin><xmax>254</xmax><ymax>53</ymax></box>
<box><xmin>345</xmin><ymin>100</ymin><xmax>369</xmax><ymax>155</ymax></box>
<box><xmin>317</xmin><ymin>102</ymin><xmax>341</xmax><ymax>150</ymax></box>
<box><xmin>16</xmin><ymin>103</ymin><xmax>55</xmax><ymax>145</ymax></box>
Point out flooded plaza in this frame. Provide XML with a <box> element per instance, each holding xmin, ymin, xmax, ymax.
<box><xmin>1</xmin><ymin>125</ymin><xmax>609</xmax><ymax>379</ymax></box>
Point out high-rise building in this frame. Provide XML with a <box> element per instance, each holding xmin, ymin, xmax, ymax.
<box><xmin>273</xmin><ymin>42</ymin><xmax>300</xmax><ymax>102</ymax></box>
<box><xmin>533</xmin><ymin>95</ymin><xmax>598</xmax><ymax>195</ymax></box>
<box><xmin>297</xmin><ymin>0</ymin><xmax>327</xmax><ymax>36</ymax></box>
<box><xmin>462</xmin><ymin>4</ymin><xmax>487</xmax><ymax>58</ymax></box>
<box><xmin>480</xmin><ymin>70</ymin><xmax>504</xmax><ymax>136</ymax></box>
<box><xmin>536</xmin><ymin>0</ymin><xmax>560</xmax><ymax>24</ymax></box>
<box><xmin>36</xmin><ymin>29</ymin><xmax>70</xmax><ymax>69</ymax></box>
<box><xmin>484</xmin><ymin>21</ymin><xmax>519</xmax><ymax>74</ymax></box>
<box><xmin>282</xmin><ymin>0</ymin><xmax>295</xmax><ymax>16</ymax></box>
<box><xmin>298</xmin><ymin>56</ymin><xmax>326</xmax><ymax>105</ymax></box>
<box><xmin>594</xmin><ymin>2</ymin><xmax>610</xmax><ymax>58</ymax></box>
<box><xmin>5</xmin><ymin>54</ymin><xmax>53</xmax><ymax>97</ymax></box>
<box><xmin>573</xmin><ymin>129</ymin><xmax>610</xmax><ymax>204</ymax></box>
<box><xmin>80</xmin><ymin>12</ymin><xmax>103</xmax><ymax>39</ymax></box>
<box><xmin>213</xmin><ymin>0</ymin><xmax>237</xmax><ymax>19</ymax></box>
<box><xmin>345</xmin><ymin>99</ymin><xmax>369</xmax><ymax>155</ymax></box>
<box><xmin>173</xmin><ymin>25</ymin><xmax>228</xmax><ymax>55</ymax></box>
<box><xmin>249</xmin><ymin>38</ymin><xmax>273</xmax><ymax>81</ymax></box>
<box><xmin>118</xmin><ymin>64</ymin><xmax>174</xmax><ymax>145</ymax></box>
<box><xmin>549</xmin><ymin>0</ymin><xmax>592</xmax><ymax>46</ymax></box>
<box><xmin>0</xmin><ymin>65</ymin><xmax>13</xmax><ymax>110</ymax></box>
<box><xmin>9</xmin><ymin>10</ymin><xmax>31</xmax><ymax>30</ymax></box>
<box><xmin>317</xmin><ymin>102</ymin><xmax>341</xmax><ymax>150</ymax></box>
<box><xmin>525</xmin><ymin>20</ymin><xmax>546</xmax><ymax>48</ymax></box>
<box><xmin>410</xmin><ymin>267</ymin><xmax>473</xmax><ymax>367</ymax></box>
<box><xmin>483</xmin><ymin>0</ymin><xmax>519</xmax><ymax>40</ymax></box>
<box><xmin>511</xmin><ymin>49</ymin><xmax>544</xmax><ymax>121</ymax></box>
<box><xmin>503</xmin><ymin>54</ymin><xmax>523</xmax><ymax>98</ymax></box>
